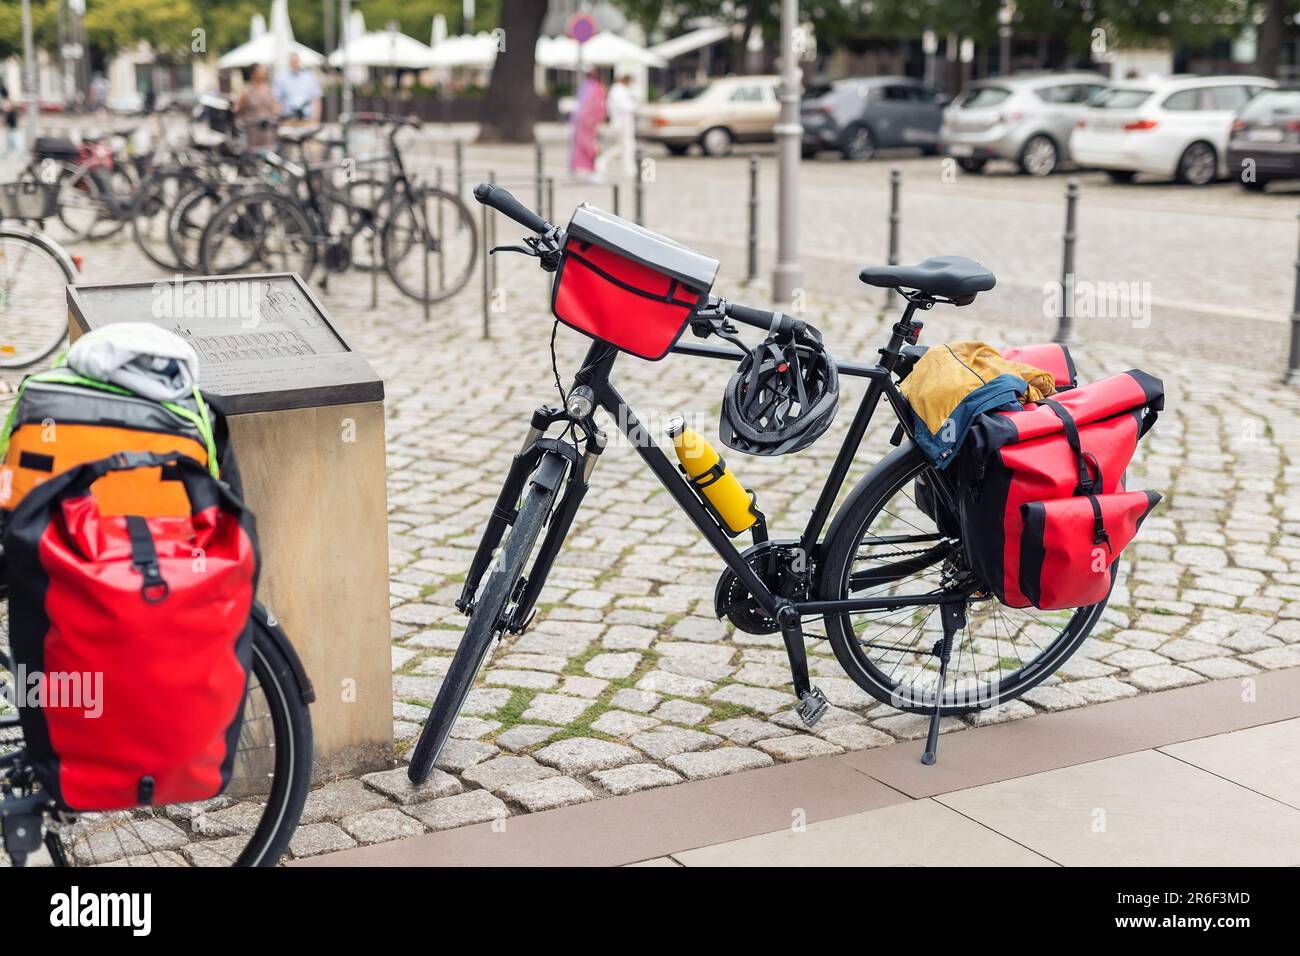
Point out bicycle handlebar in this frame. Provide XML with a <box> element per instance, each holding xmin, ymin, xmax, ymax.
<box><xmin>716</xmin><ymin>298</ymin><xmax>801</xmax><ymax>338</ymax></box>
<box><xmin>473</xmin><ymin>182</ymin><xmax>555</xmax><ymax>236</ymax></box>
<box><xmin>471</xmin><ymin>182</ymin><xmax>801</xmax><ymax>340</ymax></box>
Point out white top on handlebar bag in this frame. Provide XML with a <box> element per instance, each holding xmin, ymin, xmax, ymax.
<box><xmin>551</xmin><ymin>204</ymin><xmax>720</xmax><ymax>361</ymax></box>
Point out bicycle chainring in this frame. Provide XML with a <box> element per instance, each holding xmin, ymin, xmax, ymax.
<box><xmin>324</xmin><ymin>240</ymin><xmax>353</xmax><ymax>273</ymax></box>
<box><xmin>713</xmin><ymin>539</ymin><xmax>808</xmax><ymax>634</ymax></box>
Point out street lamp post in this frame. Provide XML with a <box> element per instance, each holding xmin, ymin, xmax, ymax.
<box><xmin>998</xmin><ymin>1</ymin><xmax>1016</xmax><ymax>76</ymax></box>
<box><xmin>341</xmin><ymin>0</ymin><xmax>353</xmax><ymax>121</ymax></box>
<box><xmin>21</xmin><ymin>0</ymin><xmax>37</xmax><ymax>148</ymax></box>
<box><xmin>772</xmin><ymin>0</ymin><xmax>803</xmax><ymax>306</ymax></box>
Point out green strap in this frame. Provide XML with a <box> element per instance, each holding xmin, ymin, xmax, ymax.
<box><xmin>0</xmin><ymin>370</ymin><xmax>220</xmax><ymax>478</ymax></box>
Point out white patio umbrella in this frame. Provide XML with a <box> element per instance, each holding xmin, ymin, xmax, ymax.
<box><xmin>269</xmin><ymin>0</ymin><xmax>295</xmax><ymax>75</ymax></box>
<box><xmin>328</xmin><ymin>29</ymin><xmax>436</xmax><ymax>69</ymax></box>
<box><xmin>535</xmin><ymin>32</ymin><xmax>667</xmax><ymax>69</ymax></box>
<box><xmin>340</xmin><ymin>10</ymin><xmax>368</xmax><ymax>86</ymax></box>
<box><xmin>217</xmin><ymin>33</ymin><xmax>324</xmax><ymax>70</ymax></box>
<box><xmin>426</xmin><ymin>32</ymin><xmax>499</xmax><ymax>68</ymax></box>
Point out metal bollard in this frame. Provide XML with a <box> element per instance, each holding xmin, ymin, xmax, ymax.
<box><xmin>481</xmin><ymin>170</ymin><xmax>493</xmax><ymax>340</ymax></box>
<box><xmin>535</xmin><ymin>140</ymin><xmax>545</xmax><ymax>210</ymax></box>
<box><xmin>886</xmin><ymin>168</ymin><xmax>902</xmax><ymax>308</ymax></box>
<box><xmin>612</xmin><ymin>182</ymin><xmax>620</xmax><ymax>217</ymax></box>
<box><xmin>436</xmin><ymin>165</ymin><xmax>446</xmax><ymax>293</ymax></box>
<box><xmin>422</xmin><ymin>187</ymin><xmax>431</xmax><ymax>323</ymax></box>
<box><xmin>746</xmin><ymin>154</ymin><xmax>759</xmax><ymax>283</ymax></box>
<box><xmin>454</xmin><ymin>139</ymin><xmax>464</xmax><ymax>195</ymax></box>
<box><xmin>1055</xmin><ymin>178</ymin><xmax>1080</xmax><ymax>345</ymax></box>
<box><xmin>634</xmin><ymin>147</ymin><xmax>645</xmax><ymax>226</ymax></box>
<box><xmin>546</xmin><ymin>176</ymin><xmax>555</xmax><ymax>224</ymax></box>
<box><xmin>1288</xmin><ymin>212</ymin><xmax>1300</xmax><ymax>385</ymax></box>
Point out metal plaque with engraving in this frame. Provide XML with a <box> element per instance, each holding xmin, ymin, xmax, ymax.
<box><xmin>67</xmin><ymin>273</ymin><xmax>384</xmax><ymax>414</ymax></box>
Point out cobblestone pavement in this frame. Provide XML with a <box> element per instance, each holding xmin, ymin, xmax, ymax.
<box><xmin>2</xmin><ymin>141</ymin><xmax>1299</xmax><ymax>862</ymax></box>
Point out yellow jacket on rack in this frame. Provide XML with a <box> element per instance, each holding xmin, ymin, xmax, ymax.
<box><xmin>900</xmin><ymin>341</ymin><xmax>1056</xmax><ymax>437</ymax></box>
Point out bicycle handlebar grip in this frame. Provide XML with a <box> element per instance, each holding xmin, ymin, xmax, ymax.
<box><xmin>726</xmin><ymin>301</ymin><xmax>797</xmax><ymax>337</ymax></box>
<box><xmin>473</xmin><ymin>182</ymin><xmax>553</xmax><ymax>235</ymax></box>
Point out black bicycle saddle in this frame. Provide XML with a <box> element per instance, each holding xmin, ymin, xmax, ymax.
<box><xmin>858</xmin><ymin>255</ymin><xmax>997</xmax><ymax>300</ymax></box>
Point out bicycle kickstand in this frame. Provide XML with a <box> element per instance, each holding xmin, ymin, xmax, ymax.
<box><xmin>922</xmin><ymin>599</ymin><xmax>967</xmax><ymax>766</ymax></box>
<box><xmin>776</xmin><ymin>604</ymin><xmax>829</xmax><ymax>728</ymax></box>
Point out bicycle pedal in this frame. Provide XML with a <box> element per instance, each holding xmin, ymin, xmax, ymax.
<box><xmin>795</xmin><ymin>686</ymin><xmax>830</xmax><ymax>727</ymax></box>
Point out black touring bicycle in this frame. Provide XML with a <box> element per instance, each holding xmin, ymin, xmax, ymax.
<box><xmin>408</xmin><ymin>183</ymin><xmax>1123</xmax><ymax>780</ymax></box>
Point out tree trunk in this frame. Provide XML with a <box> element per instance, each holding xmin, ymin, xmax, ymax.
<box><xmin>1257</xmin><ymin>0</ymin><xmax>1285</xmax><ymax>80</ymax></box>
<box><xmin>479</xmin><ymin>0</ymin><xmax>548</xmax><ymax>143</ymax></box>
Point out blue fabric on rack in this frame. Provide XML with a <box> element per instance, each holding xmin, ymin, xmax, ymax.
<box><xmin>912</xmin><ymin>373</ymin><xmax>1027</xmax><ymax>469</ymax></box>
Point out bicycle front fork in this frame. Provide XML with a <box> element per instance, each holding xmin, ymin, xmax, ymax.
<box><xmin>456</xmin><ymin>402</ymin><xmax>606</xmax><ymax>632</ymax></box>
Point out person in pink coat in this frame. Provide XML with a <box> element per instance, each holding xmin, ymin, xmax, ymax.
<box><xmin>570</xmin><ymin>67</ymin><xmax>607</xmax><ymax>179</ymax></box>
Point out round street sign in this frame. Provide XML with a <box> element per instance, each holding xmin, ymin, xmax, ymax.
<box><xmin>567</xmin><ymin>12</ymin><xmax>597</xmax><ymax>44</ymax></box>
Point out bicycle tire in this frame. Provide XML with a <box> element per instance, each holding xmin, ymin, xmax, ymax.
<box><xmin>819</xmin><ymin>442</ymin><xmax>1110</xmax><ymax>714</ymax></box>
<box><xmin>0</xmin><ymin>604</ymin><xmax>313</xmax><ymax>867</ymax></box>
<box><xmin>167</xmin><ymin>181</ymin><xmax>224</xmax><ymax>273</ymax></box>
<box><xmin>52</xmin><ymin>165</ymin><xmax>102</xmax><ymax>243</ymax></box>
<box><xmin>199</xmin><ymin>189</ymin><xmax>317</xmax><ymax>280</ymax></box>
<box><xmin>0</xmin><ymin>227</ymin><xmax>77</xmax><ymax>369</ymax></box>
<box><xmin>407</xmin><ymin>475</ymin><xmax>555</xmax><ymax>784</ymax></box>
<box><xmin>87</xmin><ymin>167</ymin><xmax>133</xmax><ymax>240</ymax></box>
<box><xmin>131</xmin><ymin>168</ymin><xmax>201</xmax><ymax>271</ymax></box>
<box><xmin>381</xmin><ymin>186</ymin><xmax>478</xmax><ymax>304</ymax></box>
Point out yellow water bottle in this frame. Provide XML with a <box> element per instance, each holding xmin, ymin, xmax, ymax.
<box><xmin>666</xmin><ymin>416</ymin><xmax>757</xmax><ymax>535</ymax></box>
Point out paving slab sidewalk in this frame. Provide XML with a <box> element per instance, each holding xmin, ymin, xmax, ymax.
<box><xmin>297</xmin><ymin>665</ymin><xmax>1300</xmax><ymax>866</ymax></box>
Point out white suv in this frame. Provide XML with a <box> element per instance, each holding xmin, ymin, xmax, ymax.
<box><xmin>1071</xmin><ymin>74</ymin><xmax>1276</xmax><ymax>184</ymax></box>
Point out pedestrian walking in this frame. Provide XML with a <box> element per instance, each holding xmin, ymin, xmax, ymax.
<box><xmin>236</xmin><ymin>65</ymin><xmax>281</xmax><ymax>150</ymax></box>
<box><xmin>597</xmin><ymin>74</ymin><xmax>638</xmax><ymax>180</ymax></box>
<box><xmin>569</xmin><ymin>67</ymin><xmax>606</xmax><ymax>180</ymax></box>
<box><xmin>0</xmin><ymin>80</ymin><xmax>19</xmax><ymax>157</ymax></box>
<box><xmin>274</xmin><ymin>53</ymin><xmax>322</xmax><ymax>123</ymax></box>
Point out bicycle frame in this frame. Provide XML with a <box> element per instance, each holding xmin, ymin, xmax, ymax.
<box><xmin>462</xmin><ymin>299</ymin><xmax>970</xmax><ymax>637</ymax></box>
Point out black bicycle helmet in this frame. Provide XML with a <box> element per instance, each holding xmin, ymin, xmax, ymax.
<box><xmin>719</xmin><ymin>323</ymin><xmax>839</xmax><ymax>456</ymax></box>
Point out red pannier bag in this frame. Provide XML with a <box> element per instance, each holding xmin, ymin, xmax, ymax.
<box><xmin>914</xmin><ymin>343</ymin><xmax>1079</xmax><ymax>535</ymax></box>
<box><xmin>1001</xmin><ymin>343</ymin><xmax>1077</xmax><ymax>390</ymax></box>
<box><xmin>552</xmin><ymin>204</ymin><xmax>720</xmax><ymax>360</ymax></box>
<box><xmin>958</xmin><ymin>369</ymin><xmax>1163</xmax><ymax>610</ymax></box>
<box><xmin>3</xmin><ymin>451</ymin><xmax>257</xmax><ymax>812</ymax></box>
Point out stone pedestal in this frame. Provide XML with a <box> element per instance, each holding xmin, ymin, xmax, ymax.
<box><xmin>68</xmin><ymin>273</ymin><xmax>394</xmax><ymax>778</ymax></box>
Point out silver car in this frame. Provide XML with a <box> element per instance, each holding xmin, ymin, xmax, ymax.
<box><xmin>940</xmin><ymin>72</ymin><xmax>1108</xmax><ymax>176</ymax></box>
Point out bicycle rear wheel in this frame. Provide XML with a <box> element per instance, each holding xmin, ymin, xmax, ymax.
<box><xmin>820</xmin><ymin>443</ymin><xmax>1110</xmax><ymax>714</ymax></box>
<box><xmin>407</xmin><ymin>471</ymin><xmax>556</xmax><ymax>784</ymax></box>
<box><xmin>0</xmin><ymin>605</ymin><xmax>313</xmax><ymax>867</ymax></box>
<box><xmin>200</xmin><ymin>190</ymin><xmax>317</xmax><ymax>279</ymax></box>
<box><xmin>0</xmin><ymin>229</ymin><xmax>76</xmax><ymax>370</ymax></box>
<box><xmin>381</xmin><ymin>187</ymin><xmax>477</xmax><ymax>303</ymax></box>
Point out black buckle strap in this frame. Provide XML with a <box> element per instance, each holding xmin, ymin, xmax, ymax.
<box><xmin>688</xmin><ymin>460</ymin><xmax>728</xmax><ymax>490</ymax></box>
<box><xmin>1086</xmin><ymin>492</ymin><xmax>1112</xmax><ymax>552</ymax></box>
<box><xmin>125</xmin><ymin>515</ymin><xmax>169</xmax><ymax>604</ymax></box>
<box><xmin>1040</xmin><ymin>398</ymin><xmax>1102</xmax><ymax>495</ymax></box>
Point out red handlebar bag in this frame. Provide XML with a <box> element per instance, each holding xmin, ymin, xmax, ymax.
<box><xmin>3</xmin><ymin>451</ymin><xmax>257</xmax><ymax>812</ymax></box>
<box><xmin>959</xmin><ymin>370</ymin><xmax>1163</xmax><ymax>610</ymax></box>
<box><xmin>552</xmin><ymin>205</ymin><xmax>720</xmax><ymax>360</ymax></box>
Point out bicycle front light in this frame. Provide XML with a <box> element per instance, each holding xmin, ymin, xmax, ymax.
<box><xmin>565</xmin><ymin>386</ymin><xmax>595</xmax><ymax>420</ymax></box>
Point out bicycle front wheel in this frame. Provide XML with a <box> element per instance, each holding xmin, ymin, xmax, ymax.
<box><xmin>0</xmin><ymin>229</ymin><xmax>76</xmax><ymax>370</ymax></box>
<box><xmin>381</xmin><ymin>187</ymin><xmax>478</xmax><ymax>303</ymax></box>
<box><xmin>0</xmin><ymin>605</ymin><xmax>313</xmax><ymax>867</ymax></box>
<box><xmin>820</xmin><ymin>442</ymin><xmax>1111</xmax><ymax>715</ymax></box>
<box><xmin>407</xmin><ymin>472</ymin><xmax>556</xmax><ymax>784</ymax></box>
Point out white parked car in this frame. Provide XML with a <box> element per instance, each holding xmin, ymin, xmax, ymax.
<box><xmin>1071</xmin><ymin>74</ymin><xmax>1276</xmax><ymax>184</ymax></box>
